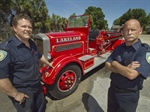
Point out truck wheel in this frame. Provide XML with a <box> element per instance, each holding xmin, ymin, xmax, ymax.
<box><xmin>48</xmin><ymin>64</ymin><xmax>82</xmax><ymax>99</ymax></box>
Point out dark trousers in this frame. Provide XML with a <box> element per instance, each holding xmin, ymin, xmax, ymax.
<box><xmin>107</xmin><ymin>83</ymin><xmax>139</xmax><ymax>112</ymax></box>
<box><xmin>9</xmin><ymin>84</ymin><xmax>46</xmax><ymax>112</ymax></box>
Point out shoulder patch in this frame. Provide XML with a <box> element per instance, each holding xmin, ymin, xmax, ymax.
<box><xmin>0</xmin><ymin>50</ymin><xmax>8</xmax><ymax>61</ymax></box>
<box><xmin>146</xmin><ymin>52</ymin><xmax>150</xmax><ymax>64</ymax></box>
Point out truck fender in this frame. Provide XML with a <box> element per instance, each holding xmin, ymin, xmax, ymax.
<box><xmin>42</xmin><ymin>55</ymin><xmax>83</xmax><ymax>85</ymax></box>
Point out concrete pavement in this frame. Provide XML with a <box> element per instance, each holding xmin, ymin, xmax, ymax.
<box><xmin>44</xmin><ymin>66</ymin><xmax>150</xmax><ymax>112</ymax></box>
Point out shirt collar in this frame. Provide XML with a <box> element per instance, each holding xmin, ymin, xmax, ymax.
<box><xmin>123</xmin><ymin>39</ymin><xmax>141</xmax><ymax>51</ymax></box>
<box><xmin>132</xmin><ymin>39</ymin><xmax>141</xmax><ymax>51</ymax></box>
<box><xmin>12</xmin><ymin>35</ymin><xmax>31</xmax><ymax>47</ymax></box>
<box><xmin>12</xmin><ymin>35</ymin><xmax>23</xmax><ymax>46</ymax></box>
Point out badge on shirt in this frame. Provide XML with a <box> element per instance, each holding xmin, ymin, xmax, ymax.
<box><xmin>146</xmin><ymin>52</ymin><xmax>150</xmax><ymax>64</ymax></box>
<box><xmin>0</xmin><ymin>50</ymin><xmax>7</xmax><ymax>61</ymax></box>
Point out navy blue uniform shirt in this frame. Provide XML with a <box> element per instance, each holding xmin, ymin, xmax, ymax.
<box><xmin>106</xmin><ymin>39</ymin><xmax>150</xmax><ymax>90</ymax></box>
<box><xmin>0</xmin><ymin>35</ymin><xmax>42</xmax><ymax>88</ymax></box>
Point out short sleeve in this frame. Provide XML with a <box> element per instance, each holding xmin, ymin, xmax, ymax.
<box><xmin>135</xmin><ymin>50</ymin><xmax>150</xmax><ymax>79</ymax></box>
<box><xmin>37</xmin><ymin>49</ymin><xmax>42</xmax><ymax>59</ymax></box>
<box><xmin>0</xmin><ymin>50</ymin><xmax>10</xmax><ymax>79</ymax></box>
<box><xmin>106</xmin><ymin>46</ymin><xmax>120</xmax><ymax>63</ymax></box>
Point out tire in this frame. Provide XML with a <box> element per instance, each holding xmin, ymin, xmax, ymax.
<box><xmin>47</xmin><ymin>63</ymin><xmax>82</xmax><ymax>99</ymax></box>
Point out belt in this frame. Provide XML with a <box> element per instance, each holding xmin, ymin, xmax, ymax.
<box><xmin>115</xmin><ymin>86</ymin><xmax>137</xmax><ymax>93</ymax></box>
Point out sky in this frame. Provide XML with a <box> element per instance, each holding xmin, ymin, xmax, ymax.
<box><xmin>44</xmin><ymin>0</ymin><xmax>150</xmax><ymax>28</ymax></box>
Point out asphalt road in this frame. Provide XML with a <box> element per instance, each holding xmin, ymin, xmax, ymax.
<box><xmin>0</xmin><ymin>35</ymin><xmax>150</xmax><ymax>112</ymax></box>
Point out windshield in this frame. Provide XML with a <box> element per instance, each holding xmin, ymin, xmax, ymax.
<box><xmin>67</xmin><ymin>15</ymin><xmax>89</xmax><ymax>28</ymax></box>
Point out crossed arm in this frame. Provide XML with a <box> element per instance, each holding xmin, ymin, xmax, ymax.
<box><xmin>105</xmin><ymin>61</ymin><xmax>140</xmax><ymax>80</ymax></box>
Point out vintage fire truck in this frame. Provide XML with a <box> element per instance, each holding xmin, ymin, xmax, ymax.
<box><xmin>34</xmin><ymin>15</ymin><xmax>124</xmax><ymax>99</ymax></box>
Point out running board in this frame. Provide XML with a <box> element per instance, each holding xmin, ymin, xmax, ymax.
<box><xmin>84</xmin><ymin>52</ymin><xmax>111</xmax><ymax>74</ymax></box>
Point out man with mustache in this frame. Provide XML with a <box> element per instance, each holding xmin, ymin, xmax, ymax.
<box><xmin>0</xmin><ymin>13</ymin><xmax>52</xmax><ymax>112</ymax></box>
<box><xmin>105</xmin><ymin>19</ymin><xmax>150</xmax><ymax>112</ymax></box>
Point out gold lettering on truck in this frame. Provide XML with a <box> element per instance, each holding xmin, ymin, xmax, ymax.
<box><xmin>56</xmin><ymin>36</ymin><xmax>81</xmax><ymax>43</ymax></box>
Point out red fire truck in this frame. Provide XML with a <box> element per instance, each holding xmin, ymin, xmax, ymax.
<box><xmin>34</xmin><ymin>15</ymin><xmax>124</xmax><ymax>99</ymax></box>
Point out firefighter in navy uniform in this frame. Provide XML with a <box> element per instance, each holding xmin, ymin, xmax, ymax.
<box><xmin>105</xmin><ymin>19</ymin><xmax>150</xmax><ymax>112</ymax></box>
<box><xmin>0</xmin><ymin>13</ymin><xmax>52</xmax><ymax>112</ymax></box>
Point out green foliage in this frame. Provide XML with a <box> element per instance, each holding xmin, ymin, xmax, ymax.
<box><xmin>50</xmin><ymin>13</ymin><xmax>67</xmax><ymax>32</ymax></box>
<box><xmin>84</xmin><ymin>6</ymin><xmax>108</xmax><ymax>30</ymax></box>
<box><xmin>0</xmin><ymin>0</ymin><xmax>51</xmax><ymax>34</ymax></box>
<box><xmin>0</xmin><ymin>0</ymin><xmax>12</xmax><ymax>26</ymax></box>
<box><xmin>68</xmin><ymin>15</ymin><xmax>89</xmax><ymax>28</ymax></box>
<box><xmin>113</xmin><ymin>8</ymin><xmax>150</xmax><ymax>31</ymax></box>
<box><xmin>1</xmin><ymin>2</ymin><xmax>149</xmax><ymax>41</ymax></box>
<box><xmin>147</xmin><ymin>13</ymin><xmax>150</xmax><ymax>25</ymax></box>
